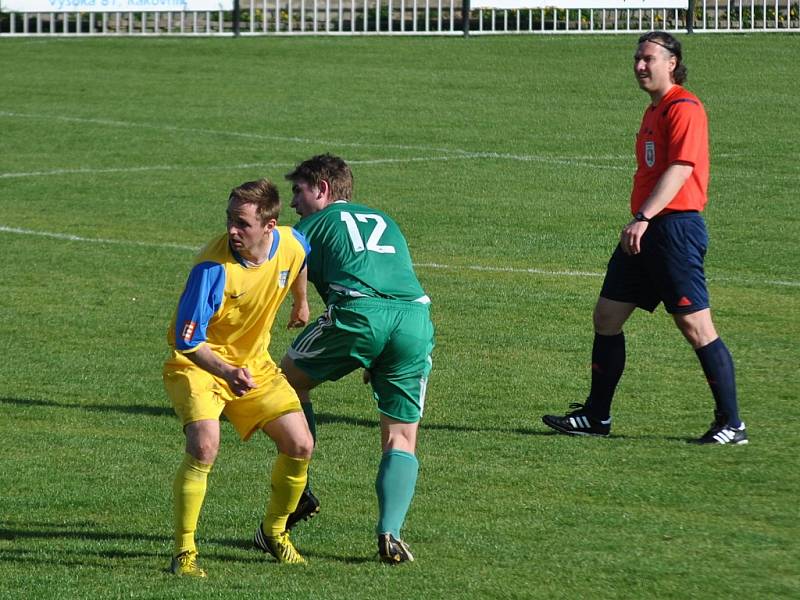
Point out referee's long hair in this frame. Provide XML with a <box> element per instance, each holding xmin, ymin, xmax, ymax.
<box><xmin>639</xmin><ymin>31</ymin><xmax>688</xmax><ymax>85</ymax></box>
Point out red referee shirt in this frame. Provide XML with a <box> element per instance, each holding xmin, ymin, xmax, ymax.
<box><xmin>630</xmin><ymin>85</ymin><xmax>710</xmax><ymax>215</ymax></box>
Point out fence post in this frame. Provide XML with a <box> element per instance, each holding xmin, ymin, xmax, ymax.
<box><xmin>462</xmin><ymin>0</ymin><xmax>470</xmax><ymax>36</ymax></box>
<box><xmin>233</xmin><ymin>0</ymin><xmax>241</xmax><ymax>35</ymax></box>
<box><xmin>686</xmin><ymin>0</ymin><xmax>694</xmax><ymax>33</ymax></box>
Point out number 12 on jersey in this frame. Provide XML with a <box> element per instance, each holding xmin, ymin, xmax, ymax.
<box><xmin>340</xmin><ymin>211</ymin><xmax>396</xmax><ymax>254</ymax></box>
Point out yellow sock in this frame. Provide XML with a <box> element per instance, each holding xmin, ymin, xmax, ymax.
<box><xmin>173</xmin><ymin>453</ymin><xmax>212</xmax><ymax>556</ymax></box>
<box><xmin>263</xmin><ymin>453</ymin><xmax>309</xmax><ymax>536</ymax></box>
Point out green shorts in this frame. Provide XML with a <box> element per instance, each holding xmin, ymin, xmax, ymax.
<box><xmin>287</xmin><ymin>297</ymin><xmax>434</xmax><ymax>422</ymax></box>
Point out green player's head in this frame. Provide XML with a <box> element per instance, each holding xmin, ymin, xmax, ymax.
<box><xmin>285</xmin><ymin>154</ymin><xmax>353</xmax><ymax>202</ymax></box>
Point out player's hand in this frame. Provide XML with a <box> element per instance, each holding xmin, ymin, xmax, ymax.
<box><xmin>362</xmin><ymin>369</ymin><xmax>371</xmax><ymax>385</ymax></box>
<box><xmin>287</xmin><ymin>301</ymin><xmax>310</xmax><ymax>329</ymax></box>
<box><xmin>620</xmin><ymin>219</ymin><xmax>649</xmax><ymax>255</ymax></box>
<box><xmin>226</xmin><ymin>367</ymin><xmax>257</xmax><ymax>396</ymax></box>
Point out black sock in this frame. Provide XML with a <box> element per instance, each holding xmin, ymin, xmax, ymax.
<box><xmin>695</xmin><ymin>337</ymin><xmax>741</xmax><ymax>428</ymax></box>
<box><xmin>301</xmin><ymin>401</ymin><xmax>316</xmax><ymax>493</ymax></box>
<box><xmin>585</xmin><ymin>332</ymin><xmax>625</xmax><ymax>421</ymax></box>
<box><xmin>301</xmin><ymin>401</ymin><xmax>317</xmax><ymax>444</ymax></box>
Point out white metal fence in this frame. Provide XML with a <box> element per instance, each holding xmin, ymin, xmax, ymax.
<box><xmin>2</xmin><ymin>0</ymin><xmax>799</xmax><ymax>34</ymax></box>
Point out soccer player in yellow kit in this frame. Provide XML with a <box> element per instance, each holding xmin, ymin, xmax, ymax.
<box><xmin>163</xmin><ymin>179</ymin><xmax>314</xmax><ymax>577</ymax></box>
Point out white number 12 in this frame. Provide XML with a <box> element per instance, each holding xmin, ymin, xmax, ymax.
<box><xmin>340</xmin><ymin>211</ymin><xmax>396</xmax><ymax>254</ymax></box>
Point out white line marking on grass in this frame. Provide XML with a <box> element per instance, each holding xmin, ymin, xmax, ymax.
<box><xmin>416</xmin><ymin>262</ymin><xmax>604</xmax><ymax>278</ymax></box>
<box><xmin>0</xmin><ymin>153</ymin><xmax>627</xmax><ymax>180</ymax></box>
<box><xmin>0</xmin><ymin>163</ymin><xmax>294</xmax><ymax>179</ymax></box>
<box><xmin>0</xmin><ymin>111</ymin><xmax>753</xmax><ymax>181</ymax></box>
<box><xmin>0</xmin><ymin>110</ymin><xmax>633</xmax><ymax>173</ymax></box>
<box><xmin>0</xmin><ymin>225</ymin><xmax>198</xmax><ymax>252</ymax></box>
<box><xmin>2</xmin><ymin>225</ymin><xmax>798</xmax><ymax>288</ymax></box>
<box><xmin>419</xmin><ymin>261</ymin><xmax>800</xmax><ymax>288</ymax></box>
<box><xmin>0</xmin><ymin>155</ymin><xmax>622</xmax><ymax>179</ymax></box>
<box><xmin>0</xmin><ymin>155</ymin><xmax>498</xmax><ymax>180</ymax></box>
<box><xmin>456</xmin><ymin>151</ymin><xmax>629</xmax><ymax>170</ymax></box>
<box><xmin>0</xmin><ymin>110</ymin><xmax>475</xmax><ymax>155</ymax></box>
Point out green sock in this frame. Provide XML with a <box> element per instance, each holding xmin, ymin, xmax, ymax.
<box><xmin>375</xmin><ymin>450</ymin><xmax>419</xmax><ymax>539</ymax></box>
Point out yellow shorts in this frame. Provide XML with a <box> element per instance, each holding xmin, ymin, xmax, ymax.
<box><xmin>163</xmin><ymin>356</ymin><xmax>301</xmax><ymax>441</ymax></box>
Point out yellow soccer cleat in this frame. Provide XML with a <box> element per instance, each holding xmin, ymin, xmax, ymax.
<box><xmin>170</xmin><ymin>550</ymin><xmax>207</xmax><ymax>578</ymax></box>
<box><xmin>254</xmin><ymin>526</ymin><xmax>307</xmax><ymax>564</ymax></box>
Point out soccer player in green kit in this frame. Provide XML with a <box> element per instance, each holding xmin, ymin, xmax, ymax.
<box><xmin>279</xmin><ymin>154</ymin><xmax>434</xmax><ymax>564</ymax></box>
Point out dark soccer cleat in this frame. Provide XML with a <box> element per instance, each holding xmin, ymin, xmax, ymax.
<box><xmin>378</xmin><ymin>533</ymin><xmax>414</xmax><ymax>564</ymax></box>
<box><xmin>542</xmin><ymin>403</ymin><xmax>611</xmax><ymax>437</ymax></box>
<box><xmin>286</xmin><ymin>489</ymin><xmax>320</xmax><ymax>531</ymax></box>
<box><xmin>254</xmin><ymin>526</ymin><xmax>306</xmax><ymax>564</ymax></box>
<box><xmin>692</xmin><ymin>421</ymin><xmax>748</xmax><ymax>445</ymax></box>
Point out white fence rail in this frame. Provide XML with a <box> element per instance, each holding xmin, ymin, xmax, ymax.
<box><xmin>2</xmin><ymin>0</ymin><xmax>799</xmax><ymax>34</ymax></box>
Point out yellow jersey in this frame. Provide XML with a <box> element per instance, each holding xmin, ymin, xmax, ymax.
<box><xmin>166</xmin><ymin>227</ymin><xmax>309</xmax><ymax>368</ymax></box>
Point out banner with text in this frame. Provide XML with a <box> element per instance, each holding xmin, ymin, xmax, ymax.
<box><xmin>1</xmin><ymin>0</ymin><xmax>233</xmax><ymax>11</ymax></box>
<box><xmin>471</xmin><ymin>0</ymin><xmax>687</xmax><ymax>8</ymax></box>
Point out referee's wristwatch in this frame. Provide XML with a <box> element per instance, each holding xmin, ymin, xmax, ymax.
<box><xmin>634</xmin><ymin>211</ymin><xmax>651</xmax><ymax>223</ymax></box>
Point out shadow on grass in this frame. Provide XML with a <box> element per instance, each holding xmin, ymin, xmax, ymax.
<box><xmin>0</xmin><ymin>395</ymin><xmax>173</xmax><ymax>417</ymax></box>
<box><xmin>0</xmin><ymin>522</ymin><xmax>363</xmax><ymax>566</ymax></box>
<box><xmin>0</xmin><ymin>397</ymin><xmax>549</xmax><ymax>436</ymax></box>
<box><xmin>0</xmin><ymin>523</ymin><xmax>376</xmax><ymax>566</ymax></box>
<box><xmin>209</xmin><ymin>536</ymin><xmax>375</xmax><ymax>564</ymax></box>
<box><xmin>2</xmin><ymin>396</ymin><xmax>696</xmax><ymax>441</ymax></box>
<box><xmin>539</xmin><ymin>429</ymin><xmax>698</xmax><ymax>443</ymax></box>
<box><xmin>0</xmin><ymin>522</ymin><xmax>165</xmax><ymax>545</ymax></box>
<box><xmin>317</xmin><ymin>411</ymin><xmax>550</xmax><ymax>437</ymax></box>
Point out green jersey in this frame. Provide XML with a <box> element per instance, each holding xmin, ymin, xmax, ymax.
<box><xmin>293</xmin><ymin>201</ymin><xmax>429</xmax><ymax>306</ymax></box>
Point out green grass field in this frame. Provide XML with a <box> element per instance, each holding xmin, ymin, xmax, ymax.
<box><xmin>1</xmin><ymin>33</ymin><xmax>798</xmax><ymax>599</ymax></box>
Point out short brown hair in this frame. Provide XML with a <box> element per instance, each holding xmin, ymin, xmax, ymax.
<box><xmin>285</xmin><ymin>154</ymin><xmax>353</xmax><ymax>201</ymax></box>
<box><xmin>228</xmin><ymin>179</ymin><xmax>281</xmax><ymax>224</ymax></box>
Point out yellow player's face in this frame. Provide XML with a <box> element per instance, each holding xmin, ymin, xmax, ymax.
<box><xmin>634</xmin><ymin>41</ymin><xmax>676</xmax><ymax>96</ymax></box>
<box><xmin>290</xmin><ymin>179</ymin><xmax>327</xmax><ymax>218</ymax></box>
<box><xmin>226</xmin><ymin>200</ymin><xmax>272</xmax><ymax>259</ymax></box>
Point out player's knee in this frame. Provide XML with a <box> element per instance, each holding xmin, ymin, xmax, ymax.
<box><xmin>297</xmin><ymin>436</ymin><xmax>314</xmax><ymax>460</ymax></box>
<box><xmin>187</xmin><ymin>439</ymin><xmax>219</xmax><ymax>464</ymax></box>
<box><xmin>282</xmin><ymin>433</ymin><xmax>314</xmax><ymax>460</ymax></box>
<box><xmin>593</xmin><ymin>298</ymin><xmax>632</xmax><ymax>335</ymax></box>
<box><xmin>381</xmin><ymin>427</ymin><xmax>418</xmax><ymax>454</ymax></box>
<box><xmin>184</xmin><ymin>422</ymin><xmax>220</xmax><ymax>463</ymax></box>
<box><xmin>593</xmin><ymin>309</ymin><xmax>621</xmax><ymax>335</ymax></box>
<box><xmin>673</xmin><ymin>310</ymin><xmax>718</xmax><ymax>349</ymax></box>
<box><xmin>680</xmin><ymin>323</ymin><xmax>718</xmax><ymax>349</ymax></box>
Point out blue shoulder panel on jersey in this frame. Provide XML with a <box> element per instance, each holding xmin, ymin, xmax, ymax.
<box><xmin>174</xmin><ymin>261</ymin><xmax>226</xmax><ymax>351</ymax></box>
<box><xmin>291</xmin><ymin>228</ymin><xmax>311</xmax><ymax>255</ymax></box>
<box><xmin>291</xmin><ymin>227</ymin><xmax>311</xmax><ymax>270</ymax></box>
<box><xmin>268</xmin><ymin>228</ymin><xmax>281</xmax><ymax>261</ymax></box>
